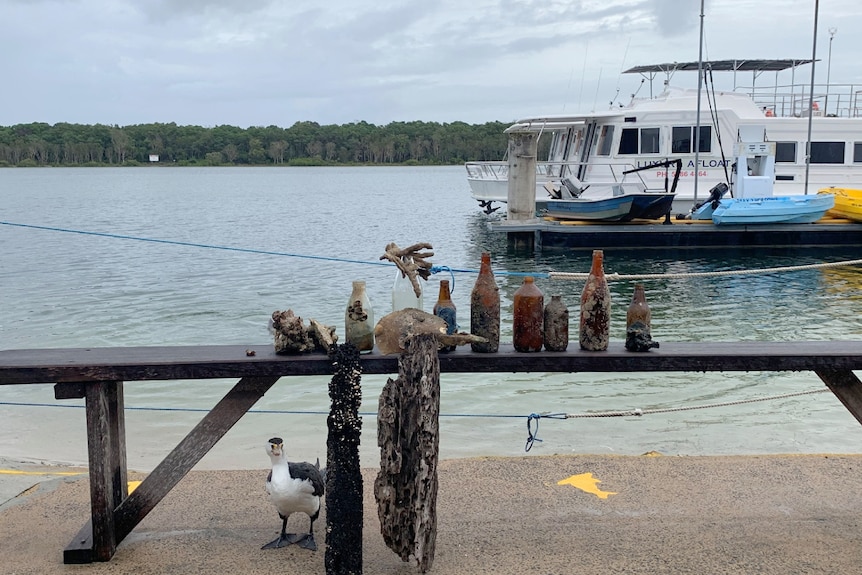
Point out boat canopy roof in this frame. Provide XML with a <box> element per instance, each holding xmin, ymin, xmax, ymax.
<box><xmin>624</xmin><ymin>59</ymin><xmax>815</xmax><ymax>74</ymax></box>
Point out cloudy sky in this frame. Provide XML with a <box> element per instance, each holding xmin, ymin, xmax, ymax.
<box><xmin>2</xmin><ymin>0</ymin><xmax>860</xmax><ymax>127</ymax></box>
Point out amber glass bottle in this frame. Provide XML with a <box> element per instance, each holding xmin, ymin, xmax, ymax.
<box><xmin>433</xmin><ymin>279</ymin><xmax>457</xmax><ymax>352</ymax></box>
<box><xmin>345</xmin><ymin>280</ymin><xmax>374</xmax><ymax>353</ymax></box>
<box><xmin>626</xmin><ymin>284</ymin><xmax>651</xmax><ymax>331</ymax></box>
<box><xmin>579</xmin><ymin>250</ymin><xmax>611</xmax><ymax>351</ymax></box>
<box><xmin>470</xmin><ymin>252</ymin><xmax>500</xmax><ymax>352</ymax></box>
<box><xmin>543</xmin><ymin>294</ymin><xmax>569</xmax><ymax>352</ymax></box>
<box><xmin>513</xmin><ymin>276</ymin><xmax>544</xmax><ymax>352</ymax></box>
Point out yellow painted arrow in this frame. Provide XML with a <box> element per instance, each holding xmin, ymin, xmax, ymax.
<box><xmin>557</xmin><ymin>472</ymin><xmax>617</xmax><ymax>499</ymax></box>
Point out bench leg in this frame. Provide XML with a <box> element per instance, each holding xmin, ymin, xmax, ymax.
<box><xmin>63</xmin><ymin>381</ymin><xmax>127</xmax><ymax>563</ymax></box>
<box><xmin>112</xmin><ymin>376</ymin><xmax>280</xmax><ymax>545</ymax></box>
<box><xmin>815</xmin><ymin>368</ymin><xmax>862</xmax><ymax>426</ymax></box>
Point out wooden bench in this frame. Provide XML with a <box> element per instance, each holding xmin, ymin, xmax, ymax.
<box><xmin>2</xmin><ymin>341</ymin><xmax>862</xmax><ymax>563</ymax></box>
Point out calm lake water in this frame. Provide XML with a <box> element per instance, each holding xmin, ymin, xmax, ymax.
<box><xmin>2</xmin><ymin>166</ymin><xmax>862</xmax><ymax>470</ymax></box>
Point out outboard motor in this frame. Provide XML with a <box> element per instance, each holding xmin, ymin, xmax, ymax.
<box><xmin>681</xmin><ymin>182</ymin><xmax>730</xmax><ymax>220</ymax></box>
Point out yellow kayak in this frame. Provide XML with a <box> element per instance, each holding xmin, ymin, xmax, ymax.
<box><xmin>818</xmin><ymin>187</ymin><xmax>862</xmax><ymax>222</ymax></box>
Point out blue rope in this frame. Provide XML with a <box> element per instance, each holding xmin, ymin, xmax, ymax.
<box><xmin>0</xmin><ymin>221</ymin><xmax>552</xmax><ymax>279</ymax></box>
<box><xmin>525</xmin><ymin>412</ymin><xmax>568</xmax><ymax>452</ymax></box>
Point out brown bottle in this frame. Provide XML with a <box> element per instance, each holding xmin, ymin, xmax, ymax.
<box><xmin>625</xmin><ymin>283</ymin><xmax>659</xmax><ymax>352</ymax></box>
<box><xmin>470</xmin><ymin>252</ymin><xmax>500</xmax><ymax>352</ymax></box>
<box><xmin>433</xmin><ymin>279</ymin><xmax>457</xmax><ymax>353</ymax></box>
<box><xmin>579</xmin><ymin>250</ymin><xmax>611</xmax><ymax>351</ymax></box>
<box><xmin>513</xmin><ymin>276</ymin><xmax>544</xmax><ymax>352</ymax></box>
<box><xmin>543</xmin><ymin>294</ymin><xmax>569</xmax><ymax>351</ymax></box>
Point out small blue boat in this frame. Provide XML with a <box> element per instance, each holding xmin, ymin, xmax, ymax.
<box><xmin>710</xmin><ymin>195</ymin><xmax>835</xmax><ymax>225</ymax></box>
<box><xmin>545</xmin><ymin>191</ymin><xmax>675</xmax><ymax>222</ymax></box>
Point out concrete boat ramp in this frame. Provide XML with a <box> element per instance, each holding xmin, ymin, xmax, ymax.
<box><xmin>3</xmin><ymin>453</ymin><xmax>862</xmax><ymax>574</ymax></box>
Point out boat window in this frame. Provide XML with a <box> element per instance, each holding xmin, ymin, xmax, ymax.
<box><xmin>597</xmin><ymin>125</ymin><xmax>615</xmax><ymax>156</ymax></box>
<box><xmin>671</xmin><ymin>126</ymin><xmax>691</xmax><ymax>153</ymax></box>
<box><xmin>810</xmin><ymin>142</ymin><xmax>845</xmax><ymax>164</ymax></box>
<box><xmin>775</xmin><ymin>142</ymin><xmax>797</xmax><ymax>163</ymax></box>
<box><xmin>671</xmin><ymin>126</ymin><xmax>711</xmax><ymax>153</ymax></box>
<box><xmin>641</xmin><ymin>128</ymin><xmax>660</xmax><ymax>154</ymax></box>
<box><xmin>619</xmin><ymin>128</ymin><xmax>638</xmax><ymax>154</ymax></box>
<box><xmin>854</xmin><ymin>142</ymin><xmax>862</xmax><ymax>163</ymax></box>
<box><xmin>696</xmin><ymin>126</ymin><xmax>711</xmax><ymax>153</ymax></box>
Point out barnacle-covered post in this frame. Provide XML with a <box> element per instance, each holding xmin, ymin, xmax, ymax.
<box><xmin>374</xmin><ymin>333</ymin><xmax>440</xmax><ymax>573</ymax></box>
<box><xmin>325</xmin><ymin>343</ymin><xmax>363</xmax><ymax>575</ymax></box>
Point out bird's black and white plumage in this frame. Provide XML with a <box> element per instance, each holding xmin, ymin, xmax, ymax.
<box><xmin>261</xmin><ymin>436</ymin><xmax>325</xmax><ymax>551</ymax></box>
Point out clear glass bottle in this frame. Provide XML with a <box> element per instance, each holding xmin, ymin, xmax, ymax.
<box><xmin>345</xmin><ymin>280</ymin><xmax>374</xmax><ymax>353</ymax></box>
<box><xmin>392</xmin><ymin>256</ymin><xmax>423</xmax><ymax>312</ymax></box>
<box><xmin>470</xmin><ymin>252</ymin><xmax>500</xmax><ymax>352</ymax></box>
<box><xmin>513</xmin><ymin>276</ymin><xmax>544</xmax><ymax>352</ymax></box>
<box><xmin>579</xmin><ymin>250</ymin><xmax>611</xmax><ymax>351</ymax></box>
<box><xmin>543</xmin><ymin>294</ymin><xmax>569</xmax><ymax>352</ymax></box>
<box><xmin>433</xmin><ymin>279</ymin><xmax>457</xmax><ymax>352</ymax></box>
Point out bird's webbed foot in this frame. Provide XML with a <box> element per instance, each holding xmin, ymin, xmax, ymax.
<box><xmin>261</xmin><ymin>532</ymin><xmax>302</xmax><ymax>549</ymax></box>
<box><xmin>294</xmin><ymin>532</ymin><xmax>318</xmax><ymax>551</ymax></box>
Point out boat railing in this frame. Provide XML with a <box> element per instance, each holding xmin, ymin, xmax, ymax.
<box><xmin>467</xmin><ymin>159</ymin><xmax>649</xmax><ymax>187</ymax></box>
<box><xmin>743</xmin><ymin>82</ymin><xmax>862</xmax><ymax>118</ymax></box>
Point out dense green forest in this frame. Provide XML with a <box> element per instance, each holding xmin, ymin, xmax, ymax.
<box><xmin>0</xmin><ymin>121</ymin><xmax>511</xmax><ymax>167</ymax></box>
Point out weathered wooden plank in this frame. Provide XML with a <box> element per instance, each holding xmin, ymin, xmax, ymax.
<box><xmin>111</xmin><ymin>376</ymin><xmax>279</xmax><ymax>544</ymax></box>
<box><xmin>1</xmin><ymin>342</ymin><xmax>862</xmax><ymax>385</ymax></box>
<box><xmin>375</xmin><ymin>334</ymin><xmax>440</xmax><ymax>573</ymax></box>
<box><xmin>816</xmin><ymin>368</ymin><xmax>862</xmax><ymax>426</ymax></box>
<box><xmin>83</xmin><ymin>381</ymin><xmax>117</xmax><ymax>562</ymax></box>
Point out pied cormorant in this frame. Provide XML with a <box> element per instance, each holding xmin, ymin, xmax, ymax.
<box><xmin>261</xmin><ymin>436</ymin><xmax>325</xmax><ymax>551</ymax></box>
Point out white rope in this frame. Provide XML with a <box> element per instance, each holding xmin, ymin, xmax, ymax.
<box><xmin>557</xmin><ymin>388</ymin><xmax>831</xmax><ymax>419</ymax></box>
<box><xmin>548</xmin><ymin>258</ymin><xmax>862</xmax><ymax>282</ymax></box>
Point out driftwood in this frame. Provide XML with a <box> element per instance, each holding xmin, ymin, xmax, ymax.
<box><xmin>325</xmin><ymin>343</ymin><xmax>363</xmax><ymax>575</ymax></box>
<box><xmin>373</xmin><ymin>309</ymin><xmax>488</xmax><ymax>355</ymax></box>
<box><xmin>379</xmin><ymin>242</ymin><xmax>434</xmax><ymax>298</ymax></box>
<box><xmin>375</xmin><ymin>333</ymin><xmax>440</xmax><ymax>573</ymax></box>
<box><xmin>271</xmin><ymin>310</ymin><xmax>338</xmax><ymax>354</ymax></box>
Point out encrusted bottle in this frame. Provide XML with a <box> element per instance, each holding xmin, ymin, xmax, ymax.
<box><xmin>470</xmin><ymin>252</ymin><xmax>500</xmax><ymax>353</ymax></box>
<box><xmin>579</xmin><ymin>250</ymin><xmax>611</xmax><ymax>351</ymax></box>
<box><xmin>392</xmin><ymin>256</ymin><xmax>423</xmax><ymax>312</ymax></box>
<box><xmin>345</xmin><ymin>280</ymin><xmax>374</xmax><ymax>353</ymax></box>
<box><xmin>513</xmin><ymin>276</ymin><xmax>544</xmax><ymax>352</ymax></box>
<box><xmin>543</xmin><ymin>294</ymin><xmax>569</xmax><ymax>352</ymax></box>
<box><xmin>625</xmin><ymin>283</ymin><xmax>659</xmax><ymax>352</ymax></box>
<box><xmin>433</xmin><ymin>279</ymin><xmax>457</xmax><ymax>352</ymax></box>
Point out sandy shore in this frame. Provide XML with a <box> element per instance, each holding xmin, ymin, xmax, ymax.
<box><xmin>2</xmin><ymin>453</ymin><xmax>862</xmax><ymax>574</ymax></box>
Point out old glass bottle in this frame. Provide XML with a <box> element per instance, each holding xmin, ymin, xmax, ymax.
<box><xmin>513</xmin><ymin>276</ymin><xmax>544</xmax><ymax>352</ymax></box>
<box><xmin>433</xmin><ymin>279</ymin><xmax>457</xmax><ymax>352</ymax></box>
<box><xmin>543</xmin><ymin>294</ymin><xmax>569</xmax><ymax>352</ymax></box>
<box><xmin>579</xmin><ymin>250</ymin><xmax>611</xmax><ymax>351</ymax></box>
<box><xmin>470</xmin><ymin>252</ymin><xmax>500</xmax><ymax>352</ymax></box>
<box><xmin>625</xmin><ymin>283</ymin><xmax>659</xmax><ymax>352</ymax></box>
<box><xmin>392</xmin><ymin>256</ymin><xmax>423</xmax><ymax>312</ymax></box>
<box><xmin>626</xmin><ymin>284</ymin><xmax>651</xmax><ymax>331</ymax></box>
<box><xmin>345</xmin><ymin>280</ymin><xmax>374</xmax><ymax>353</ymax></box>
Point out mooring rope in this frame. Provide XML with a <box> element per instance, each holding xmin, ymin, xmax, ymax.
<box><xmin>3</xmin><ymin>221</ymin><xmax>862</xmax><ymax>282</ymax></box>
<box><xmin>524</xmin><ymin>387</ymin><xmax>831</xmax><ymax>451</ymax></box>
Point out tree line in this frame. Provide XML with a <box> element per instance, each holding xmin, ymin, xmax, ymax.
<box><xmin>0</xmin><ymin>120</ymin><xmax>512</xmax><ymax>167</ymax></box>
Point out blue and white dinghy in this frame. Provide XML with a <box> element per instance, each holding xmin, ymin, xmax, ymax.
<box><xmin>709</xmin><ymin>194</ymin><xmax>834</xmax><ymax>225</ymax></box>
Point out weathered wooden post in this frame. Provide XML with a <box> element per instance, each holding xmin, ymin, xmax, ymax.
<box><xmin>374</xmin><ymin>333</ymin><xmax>440</xmax><ymax>573</ymax></box>
<box><xmin>325</xmin><ymin>343</ymin><xmax>363</xmax><ymax>575</ymax></box>
<box><xmin>504</xmin><ymin>128</ymin><xmax>539</xmax><ymax>252</ymax></box>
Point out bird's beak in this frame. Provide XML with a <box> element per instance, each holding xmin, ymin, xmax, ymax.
<box><xmin>270</xmin><ymin>443</ymin><xmax>283</xmax><ymax>457</ymax></box>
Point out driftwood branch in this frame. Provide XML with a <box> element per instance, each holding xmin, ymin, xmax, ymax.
<box><xmin>379</xmin><ymin>242</ymin><xmax>434</xmax><ymax>298</ymax></box>
<box><xmin>374</xmin><ymin>309</ymin><xmax>488</xmax><ymax>355</ymax></box>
